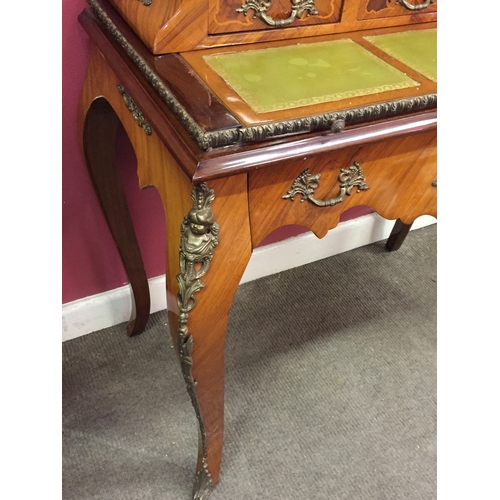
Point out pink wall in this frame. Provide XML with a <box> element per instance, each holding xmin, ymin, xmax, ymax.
<box><xmin>62</xmin><ymin>0</ymin><xmax>372</xmax><ymax>304</ymax></box>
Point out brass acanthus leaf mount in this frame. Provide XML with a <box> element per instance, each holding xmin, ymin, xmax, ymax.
<box><xmin>117</xmin><ymin>84</ymin><xmax>152</xmax><ymax>135</ymax></box>
<box><xmin>237</xmin><ymin>0</ymin><xmax>319</xmax><ymax>28</ymax></box>
<box><xmin>282</xmin><ymin>162</ymin><xmax>369</xmax><ymax>207</ymax></box>
<box><xmin>176</xmin><ymin>183</ymin><xmax>219</xmax><ymax>500</ymax></box>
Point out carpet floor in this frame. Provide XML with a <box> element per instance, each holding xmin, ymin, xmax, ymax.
<box><xmin>63</xmin><ymin>224</ymin><xmax>436</xmax><ymax>500</ymax></box>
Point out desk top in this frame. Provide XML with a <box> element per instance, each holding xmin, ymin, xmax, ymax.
<box><xmin>187</xmin><ymin>28</ymin><xmax>436</xmax><ymax>119</ymax></box>
<box><xmin>81</xmin><ymin>0</ymin><xmax>437</xmax><ymax>182</ymax></box>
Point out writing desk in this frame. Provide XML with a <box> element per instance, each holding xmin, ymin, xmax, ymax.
<box><xmin>78</xmin><ymin>1</ymin><xmax>437</xmax><ymax>497</ymax></box>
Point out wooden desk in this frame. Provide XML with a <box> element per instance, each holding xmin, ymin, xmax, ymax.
<box><xmin>78</xmin><ymin>1</ymin><xmax>436</xmax><ymax>498</ymax></box>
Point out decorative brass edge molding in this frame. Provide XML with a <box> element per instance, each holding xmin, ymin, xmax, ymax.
<box><xmin>117</xmin><ymin>84</ymin><xmax>152</xmax><ymax>135</ymax></box>
<box><xmin>236</xmin><ymin>0</ymin><xmax>318</xmax><ymax>28</ymax></box>
<box><xmin>397</xmin><ymin>0</ymin><xmax>433</xmax><ymax>11</ymax></box>
<box><xmin>87</xmin><ymin>0</ymin><xmax>437</xmax><ymax>151</ymax></box>
<box><xmin>176</xmin><ymin>183</ymin><xmax>218</xmax><ymax>500</ymax></box>
<box><xmin>235</xmin><ymin>94</ymin><xmax>437</xmax><ymax>145</ymax></box>
<box><xmin>282</xmin><ymin>162</ymin><xmax>369</xmax><ymax>206</ymax></box>
<box><xmin>87</xmin><ymin>0</ymin><xmax>214</xmax><ymax>148</ymax></box>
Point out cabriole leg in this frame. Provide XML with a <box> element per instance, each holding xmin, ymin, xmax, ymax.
<box><xmin>165</xmin><ymin>175</ymin><xmax>252</xmax><ymax>499</ymax></box>
<box><xmin>82</xmin><ymin>98</ymin><xmax>150</xmax><ymax>336</ymax></box>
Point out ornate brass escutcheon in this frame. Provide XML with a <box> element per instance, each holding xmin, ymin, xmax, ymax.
<box><xmin>397</xmin><ymin>0</ymin><xmax>433</xmax><ymax>11</ymax></box>
<box><xmin>282</xmin><ymin>162</ymin><xmax>369</xmax><ymax>207</ymax></box>
<box><xmin>236</xmin><ymin>0</ymin><xmax>319</xmax><ymax>28</ymax></box>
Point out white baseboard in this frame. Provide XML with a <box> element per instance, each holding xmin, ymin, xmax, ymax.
<box><xmin>62</xmin><ymin>213</ymin><xmax>436</xmax><ymax>342</ymax></box>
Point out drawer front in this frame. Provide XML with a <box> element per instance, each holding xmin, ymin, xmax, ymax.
<box><xmin>358</xmin><ymin>0</ymin><xmax>437</xmax><ymax>21</ymax></box>
<box><xmin>248</xmin><ymin>130</ymin><xmax>437</xmax><ymax>247</ymax></box>
<box><xmin>209</xmin><ymin>0</ymin><xmax>343</xmax><ymax>35</ymax></box>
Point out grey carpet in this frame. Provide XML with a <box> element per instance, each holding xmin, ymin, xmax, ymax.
<box><xmin>63</xmin><ymin>224</ymin><xmax>436</xmax><ymax>500</ymax></box>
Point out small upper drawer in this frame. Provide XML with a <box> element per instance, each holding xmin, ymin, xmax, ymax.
<box><xmin>358</xmin><ymin>0</ymin><xmax>437</xmax><ymax>21</ymax></box>
<box><xmin>209</xmin><ymin>0</ymin><xmax>343</xmax><ymax>35</ymax></box>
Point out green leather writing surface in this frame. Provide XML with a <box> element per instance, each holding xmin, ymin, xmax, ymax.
<box><xmin>364</xmin><ymin>29</ymin><xmax>437</xmax><ymax>82</ymax></box>
<box><xmin>204</xmin><ymin>39</ymin><xmax>419</xmax><ymax>113</ymax></box>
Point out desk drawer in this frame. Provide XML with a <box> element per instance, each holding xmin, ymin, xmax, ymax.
<box><xmin>248</xmin><ymin>129</ymin><xmax>437</xmax><ymax>247</ymax></box>
<box><xmin>209</xmin><ymin>0</ymin><xmax>343</xmax><ymax>35</ymax></box>
<box><xmin>358</xmin><ymin>0</ymin><xmax>437</xmax><ymax>21</ymax></box>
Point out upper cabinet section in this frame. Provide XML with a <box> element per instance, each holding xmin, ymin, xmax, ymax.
<box><xmin>209</xmin><ymin>0</ymin><xmax>343</xmax><ymax>35</ymax></box>
<box><xmin>102</xmin><ymin>0</ymin><xmax>436</xmax><ymax>54</ymax></box>
<box><xmin>358</xmin><ymin>0</ymin><xmax>437</xmax><ymax>20</ymax></box>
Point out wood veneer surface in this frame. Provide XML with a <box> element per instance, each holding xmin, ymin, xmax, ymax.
<box><xmin>249</xmin><ymin>128</ymin><xmax>437</xmax><ymax>246</ymax></box>
<box><xmin>104</xmin><ymin>0</ymin><xmax>437</xmax><ymax>54</ymax></box>
<box><xmin>80</xmin><ymin>4</ymin><xmax>437</xmax><ymax>184</ymax></box>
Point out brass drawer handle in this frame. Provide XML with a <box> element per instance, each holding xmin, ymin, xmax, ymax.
<box><xmin>139</xmin><ymin>0</ymin><xmax>152</xmax><ymax>5</ymax></box>
<box><xmin>236</xmin><ymin>0</ymin><xmax>318</xmax><ymax>28</ymax></box>
<box><xmin>282</xmin><ymin>162</ymin><xmax>369</xmax><ymax>207</ymax></box>
<box><xmin>397</xmin><ymin>0</ymin><xmax>433</xmax><ymax>11</ymax></box>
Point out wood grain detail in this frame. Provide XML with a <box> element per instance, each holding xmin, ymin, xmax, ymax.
<box><xmin>99</xmin><ymin>0</ymin><xmax>436</xmax><ymax>54</ymax></box>
<box><xmin>209</xmin><ymin>0</ymin><xmax>342</xmax><ymax>34</ymax></box>
<box><xmin>248</xmin><ymin>129</ymin><xmax>437</xmax><ymax>246</ymax></box>
<box><xmin>359</xmin><ymin>0</ymin><xmax>437</xmax><ymax>20</ymax></box>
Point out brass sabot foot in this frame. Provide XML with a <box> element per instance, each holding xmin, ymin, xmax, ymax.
<box><xmin>192</xmin><ymin>459</ymin><xmax>214</xmax><ymax>500</ymax></box>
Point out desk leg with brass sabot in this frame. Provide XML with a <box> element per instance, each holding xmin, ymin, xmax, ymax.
<box><xmin>79</xmin><ymin>44</ymin><xmax>253</xmax><ymax>500</ymax></box>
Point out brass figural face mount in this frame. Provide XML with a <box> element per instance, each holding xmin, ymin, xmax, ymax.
<box><xmin>176</xmin><ymin>183</ymin><xmax>220</xmax><ymax>500</ymax></box>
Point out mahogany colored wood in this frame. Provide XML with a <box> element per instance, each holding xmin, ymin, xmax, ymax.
<box><xmin>80</xmin><ymin>6</ymin><xmax>437</xmax><ymax>185</ymax></box>
<box><xmin>78</xmin><ymin>8</ymin><xmax>202</xmax><ymax>180</ymax></box>
<box><xmin>173</xmin><ymin>174</ymin><xmax>253</xmax><ymax>486</ymax></box>
<box><xmin>79</xmin><ymin>44</ymin><xmax>254</xmax><ymax>491</ymax></box>
<box><xmin>195</xmin><ymin>111</ymin><xmax>437</xmax><ymax>182</ymax></box>
<box><xmin>248</xmin><ymin>128</ymin><xmax>437</xmax><ymax>246</ymax></box>
<box><xmin>358</xmin><ymin>0</ymin><xmax>437</xmax><ymax>21</ymax></box>
<box><xmin>103</xmin><ymin>0</ymin><xmax>436</xmax><ymax>54</ymax></box>
<box><xmin>208</xmin><ymin>0</ymin><xmax>343</xmax><ymax>34</ymax></box>
<box><xmin>78</xmin><ymin>4</ymin><xmax>437</xmax><ymax>497</ymax></box>
<box><xmin>79</xmin><ymin>7</ymin><xmax>245</xmax><ymax>171</ymax></box>
<box><xmin>154</xmin><ymin>54</ymin><xmax>242</xmax><ymax>131</ymax></box>
<box><xmin>79</xmin><ymin>86</ymin><xmax>150</xmax><ymax>336</ymax></box>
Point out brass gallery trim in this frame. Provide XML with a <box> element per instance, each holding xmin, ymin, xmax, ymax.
<box><xmin>117</xmin><ymin>83</ymin><xmax>152</xmax><ymax>135</ymax></box>
<box><xmin>282</xmin><ymin>162</ymin><xmax>369</xmax><ymax>206</ymax></box>
<box><xmin>88</xmin><ymin>0</ymin><xmax>437</xmax><ymax>151</ymax></box>
<box><xmin>176</xmin><ymin>183</ymin><xmax>219</xmax><ymax>500</ymax></box>
<box><xmin>236</xmin><ymin>0</ymin><xmax>319</xmax><ymax>28</ymax></box>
